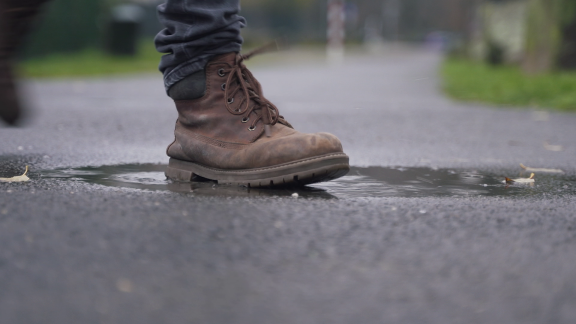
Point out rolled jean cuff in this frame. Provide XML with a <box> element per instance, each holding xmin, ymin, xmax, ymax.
<box><xmin>162</xmin><ymin>55</ymin><xmax>211</xmax><ymax>93</ymax></box>
<box><xmin>155</xmin><ymin>0</ymin><xmax>245</xmax><ymax>94</ymax></box>
<box><xmin>162</xmin><ymin>44</ymin><xmax>241</xmax><ymax>93</ymax></box>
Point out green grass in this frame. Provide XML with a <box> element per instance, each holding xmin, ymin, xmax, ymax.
<box><xmin>441</xmin><ymin>58</ymin><xmax>576</xmax><ymax>112</ymax></box>
<box><xmin>17</xmin><ymin>39</ymin><xmax>163</xmax><ymax>78</ymax></box>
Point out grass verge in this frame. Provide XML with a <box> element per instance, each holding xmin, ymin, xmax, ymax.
<box><xmin>17</xmin><ymin>39</ymin><xmax>163</xmax><ymax>78</ymax></box>
<box><xmin>441</xmin><ymin>58</ymin><xmax>576</xmax><ymax>112</ymax></box>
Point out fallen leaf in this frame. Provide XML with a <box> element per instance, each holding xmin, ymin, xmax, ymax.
<box><xmin>116</xmin><ymin>278</ymin><xmax>133</xmax><ymax>293</ymax></box>
<box><xmin>520</xmin><ymin>163</ymin><xmax>564</xmax><ymax>174</ymax></box>
<box><xmin>505</xmin><ymin>173</ymin><xmax>535</xmax><ymax>184</ymax></box>
<box><xmin>0</xmin><ymin>166</ymin><xmax>30</xmax><ymax>182</ymax></box>
<box><xmin>543</xmin><ymin>141</ymin><xmax>564</xmax><ymax>152</ymax></box>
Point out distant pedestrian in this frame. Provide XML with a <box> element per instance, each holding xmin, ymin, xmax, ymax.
<box><xmin>0</xmin><ymin>0</ymin><xmax>50</xmax><ymax>124</ymax></box>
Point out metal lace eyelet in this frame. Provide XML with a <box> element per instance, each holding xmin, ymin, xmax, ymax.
<box><xmin>227</xmin><ymin>98</ymin><xmax>234</xmax><ymax>104</ymax></box>
<box><xmin>236</xmin><ymin>108</ymin><xmax>242</xmax><ymax>113</ymax></box>
<box><xmin>218</xmin><ymin>68</ymin><xmax>225</xmax><ymax>77</ymax></box>
<box><xmin>241</xmin><ymin>117</ymin><xmax>250</xmax><ymax>123</ymax></box>
<box><xmin>248</xmin><ymin>125</ymin><xmax>256</xmax><ymax>131</ymax></box>
<box><xmin>221</xmin><ymin>83</ymin><xmax>226</xmax><ymax>91</ymax></box>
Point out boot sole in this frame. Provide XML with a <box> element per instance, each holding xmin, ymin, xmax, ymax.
<box><xmin>166</xmin><ymin>153</ymin><xmax>350</xmax><ymax>187</ymax></box>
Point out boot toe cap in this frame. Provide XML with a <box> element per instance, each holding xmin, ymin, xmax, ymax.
<box><xmin>309</xmin><ymin>132</ymin><xmax>344</xmax><ymax>155</ymax></box>
<box><xmin>250</xmin><ymin>132</ymin><xmax>345</xmax><ymax>168</ymax></box>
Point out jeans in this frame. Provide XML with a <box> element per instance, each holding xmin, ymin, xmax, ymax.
<box><xmin>155</xmin><ymin>0</ymin><xmax>246</xmax><ymax>93</ymax></box>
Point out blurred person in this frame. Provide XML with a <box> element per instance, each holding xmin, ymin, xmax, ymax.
<box><xmin>0</xmin><ymin>0</ymin><xmax>49</xmax><ymax>124</ymax></box>
<box><xmin>0</xmin><ymin>0</ymin><xmax>350</xmax><ymax>187</ymax></box>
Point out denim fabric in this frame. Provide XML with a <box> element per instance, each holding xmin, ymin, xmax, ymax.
<box><xmin>155</xmin><ymin>0</ymin><xmax>246</xmax><ymax>93</ymax></box>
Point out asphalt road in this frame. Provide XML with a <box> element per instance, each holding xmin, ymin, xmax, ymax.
<box><xmin>1</xmin><ymin>46</ymin><xmax>575</xmax><ymax>324</ymax></box>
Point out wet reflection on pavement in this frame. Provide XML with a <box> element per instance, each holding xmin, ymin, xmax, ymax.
<box><xmin>37</xmin><ymin>164</ymin><xmax>575</xmax><ymax>199</ymax></box>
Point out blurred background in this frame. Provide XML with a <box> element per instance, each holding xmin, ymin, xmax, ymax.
<box><xmin>16</xmin><ymin>0</ymin><xmax>576</xmax><ymax>111</ymax></box>
<box><xmin>21</xmin><ymin>0</ymin><xmax>475</xmax><ymax>58</ymax></box>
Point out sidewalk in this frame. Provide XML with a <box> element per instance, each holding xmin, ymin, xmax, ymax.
<box><xmin>1</xmin><ymin>46</ymin><xmax>575</xmax><ymax>324</ymax></box>
<box><xmin>3</xmin><ymin>45</ymin><xmax>574</xmax><ymax>171</ymax></box>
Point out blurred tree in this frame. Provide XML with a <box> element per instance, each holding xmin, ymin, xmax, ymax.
<box><xmin>20</xmin><ymin>0</ymin><xmax>484</xmax><ymax>57</ymax></box>
<box><xmin>240</xmin><ymin>0</ymin><xmax>477</xmax><ymax>45</ymax></box>
<box><xmin>557</xmin><ymin>0</ymin><xmax>576</xmax><ymax>69</ymax></box>
<box><xmin>523</xmin><ymin>0</ymin><xmax>576</xmax><ymax>73</ymax></box>
<box><xmin>263</xmin><ymin>1</ymin><xmax>301</xmax><ymax>36</ymax></box>
<box><xmin>22</xmin><ymin>0</ymin><xmax>109</xmax><ymax>58</ymax></box>
<box><xmin>522</xmin><ymin>0</ymin><xmax>561</xmax><ymax>73</ymax></box>
<box><xmin>241</xmin><ymin>0</ymin><xmax>320</xmax><ymax>42</ymax></box>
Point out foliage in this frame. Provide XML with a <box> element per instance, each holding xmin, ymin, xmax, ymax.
<box><xmin>558</xmin><ymin>0</ymin><xmax>576</xmax><ymax>26</ymax></box>
<box><xmin>523</xmin><ymin>0</ymin><xmax>562</xmax><ymax>73</ymax></box>
<box><xmin>18</xmin><ymin>39</ymin><xmax>162</xmax><ymax>78</ymax></box>
<box><xmin>442</xmin><ymin>58</ymin><xmax>576</xmax><ymax>112</ymax></box>
<box><xmin>23</xmin><ymin>0</ymin><xmax>109</xmax><ymax>58</ymax></box>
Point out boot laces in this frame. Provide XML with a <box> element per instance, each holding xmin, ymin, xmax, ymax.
<box><xmin>221</xmin><ymin>42</ymin><xmax>290</xmax><ymax>136</ymax></box>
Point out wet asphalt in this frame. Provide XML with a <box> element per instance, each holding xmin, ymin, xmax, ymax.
<box><xmin>1</xmin><ymin>46</ymin><xmax>575</xmax><ymax>324</ymax></box>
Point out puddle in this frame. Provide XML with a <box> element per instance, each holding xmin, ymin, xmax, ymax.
<box><xmin>316</xmin><ymin>167</ymin><xmax>574</xmax><ymax>198</ymax></box>
<box><xmin>39</xmin><ymin>164</ymin><xmax>334</xmax><ymax>198</ymax></box>
<box><xmin>36</xmin><ymin>164</ymin><xmax>576</xmax><ymax>199</ymax></box>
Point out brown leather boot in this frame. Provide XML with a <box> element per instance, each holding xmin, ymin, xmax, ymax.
<box><xmin>165</xmin><ymin>52</ymin><xmax>350</xmax><ymax>187</ymax></box>
<box><xmin>0</xmin><ymin>0</ymin><xmax>48</xmax><ymax>125</ymax></box>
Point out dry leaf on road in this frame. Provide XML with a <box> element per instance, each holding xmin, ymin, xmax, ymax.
<box><xmin>520</xmin><ymin>163</ymin><xmax>564</xmax><ymax>174</ymax></box>
<box><xmin>0</xmin><ymin>166</ymin><xmax>30</xmax><ymax>183</ymax></box>
<box><xmin>543</xmin><ymin>141</ymin><xmax>564</xmax><ymax>152</ymax></box>
<box><xmin>505</xmin><ymin>173</ymin><xmax>535</xmax><ymax>184</ymax></box>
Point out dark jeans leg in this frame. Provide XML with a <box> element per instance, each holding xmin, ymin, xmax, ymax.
<box><xmin>0</xmin><ymin>0</ymin><xmax>50</xmax><ymax>125</ymax></box>
<box><xmin>155</xmin><ymin>0</ymin><xmax>246</xmax><ymax>93</ymax></box>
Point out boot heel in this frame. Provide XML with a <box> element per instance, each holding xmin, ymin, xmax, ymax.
<box><xmin>165</xmin><ymin>165</ymin><xmax>193</xmax><ymax>182</ymax></box>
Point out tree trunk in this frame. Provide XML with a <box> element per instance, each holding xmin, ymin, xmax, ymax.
<box><xmin>522</xmin><ymin>0</ymin><xmax>561</xmax><ymax>74</ymax></box>
<box><xmin>557</xmin><ymin>0</ymin><xmax>576</xmax><ymax>69</ymax></box>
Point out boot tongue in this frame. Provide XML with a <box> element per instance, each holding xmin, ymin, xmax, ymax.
<box><xmin>217</xmin><ymin>47</ymin><xmax>292</xmax><ymax>134</ymax></box>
